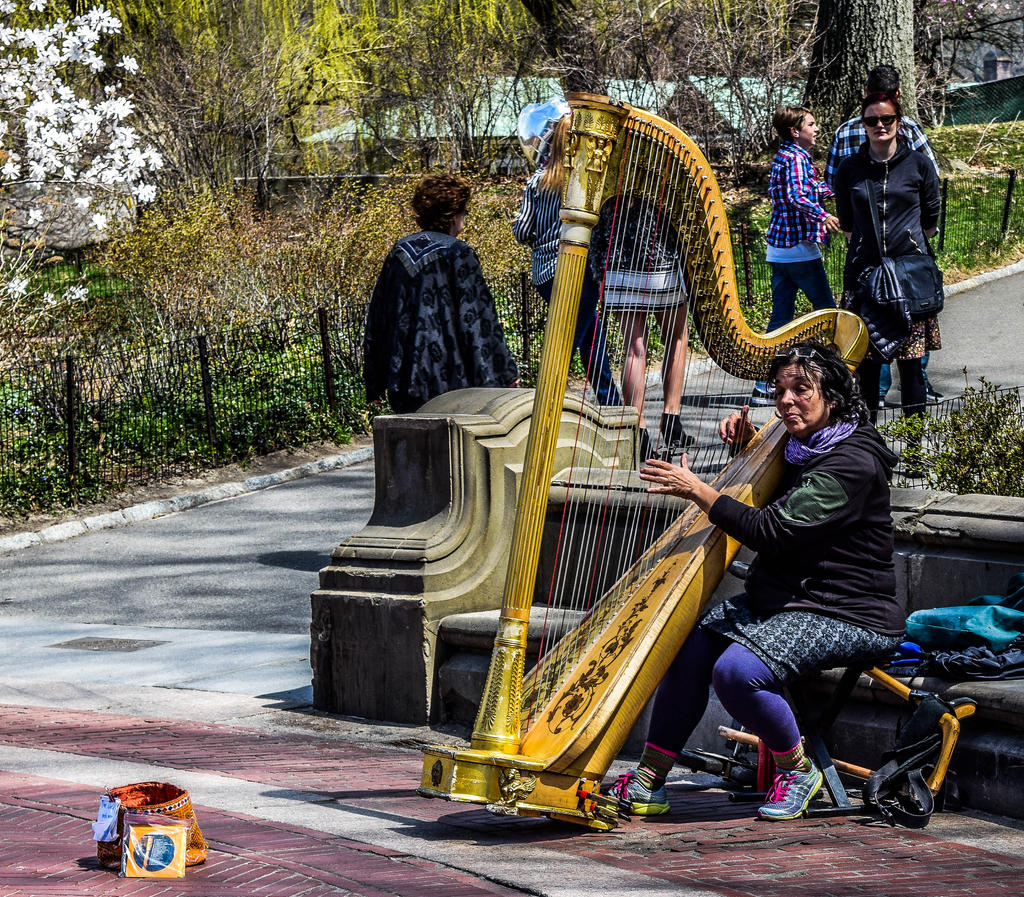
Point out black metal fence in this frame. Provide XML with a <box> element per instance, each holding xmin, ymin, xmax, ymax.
<box><xmin>0</xmin><ymin>311</ymin><xmax>364</xmax><ymax>512</ymax></box>
<box><xmin>0</xmin><ymin>275</ymin><xmax>546</xmax><ymax>515</ymax></box>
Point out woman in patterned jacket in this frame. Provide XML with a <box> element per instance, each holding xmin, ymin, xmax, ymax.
<box><xmin>363</xmin><ymin>173</ymin><xmax>519</xmax><ymax>412</ymax></box>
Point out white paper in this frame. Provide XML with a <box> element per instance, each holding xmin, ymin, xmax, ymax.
<box><xmin>92</xmin><ymin>795</ymin><xmax>119</xmax><ymax>842</ymax></box>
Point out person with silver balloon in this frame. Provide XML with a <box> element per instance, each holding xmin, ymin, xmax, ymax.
<box><xmin>512</xmin><ymin>99</ymin><xmax>622</xmax><ymax>406</ymax></box>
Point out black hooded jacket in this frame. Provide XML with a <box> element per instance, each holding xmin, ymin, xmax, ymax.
<box><xmin>834</xmin><ymin>138</ymin><xmax>941</xmax><ymax>293</ymax></box>
<box><xmin>362</xmin><ymin>231</ymin><xmax>519</xmax><ymax>409</ymax></box>
<box><xmin>708</xmin><ymin>424</ymin><xmax>904</xmax><ymax>635</ymax></box>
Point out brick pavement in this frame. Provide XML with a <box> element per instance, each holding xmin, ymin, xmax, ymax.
<box><xmin>0</xmin><ymin>772</ymin><xmax>520</xmax><ymax>897</ymax></box>
<box><xmin>1</xmin><ymin>704</ymin><xmax>1023</xmax><ymax>896</ymax></box>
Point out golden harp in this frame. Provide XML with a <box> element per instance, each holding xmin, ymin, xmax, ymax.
<box><xmin>418</xmin><ymin>94</ymin><xmax>868</xmax><ymax>829</ymax></box>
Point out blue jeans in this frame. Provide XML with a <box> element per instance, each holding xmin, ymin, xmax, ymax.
<box><xmin>880</xmin><ymin>354</ymin><xmax>930</xmax><ymax>399</ymax></box>
<box><xmin>767</xmin><ymin>259</ymin><xmax>835</xmax><ymax>332</ymax></box>
<box><xmin>879</xmin><ymin>363</ymin><xmax>892</xmax><ymax>397</ymax></box>
<box><xmin>537</xmin><ymin>276</ymin><xmax>622</xmax><ymax>406</ymax></box>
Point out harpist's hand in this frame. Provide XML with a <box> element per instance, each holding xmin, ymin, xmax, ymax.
<box><xmin>639</xmin><ymin>455</ymin><xmax>720</xmax><ymax>513</ymax></box>
<box><xmin>718</xmin><ymin>405</ymin><xmax>756</xmax><ymax>448</ymax></box>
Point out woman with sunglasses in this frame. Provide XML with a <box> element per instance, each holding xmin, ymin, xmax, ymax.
<box><xmin>606</xmin><ymin>340</ymin><xmax>904</xmax><ymax>821</ymax></box>
<box><xmin>833</xmin><ymin>92</ymin><xmax>942</xmax><ymax>429</ymax></box>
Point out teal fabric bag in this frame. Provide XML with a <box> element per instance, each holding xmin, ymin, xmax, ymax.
<box><xmin>906</xmin><ymin>573</ymin><xmax>1024</xmax><ymax>653</ymax></box>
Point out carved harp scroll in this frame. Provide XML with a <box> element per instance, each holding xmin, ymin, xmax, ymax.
<box><xmin>418</xmin><ymin>94</ymin><xmax>868</xmax><ymax>829</ymax></box>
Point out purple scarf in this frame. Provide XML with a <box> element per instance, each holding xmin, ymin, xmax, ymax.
<box><xmin>784</xmin><ymin>419</ymin><xmax>858</xmax><ymax>465</ymax></box>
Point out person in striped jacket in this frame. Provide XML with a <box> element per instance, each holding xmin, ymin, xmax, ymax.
<box><xmin>512</xmin><ymin>101</ymin><xmax>621</xmax><ymax>407</ymax></box>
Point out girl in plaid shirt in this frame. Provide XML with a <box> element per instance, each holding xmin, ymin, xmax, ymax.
<box><xmin>753</xmin><ymin>107</ymin><xmax>841</xmax><ymax>402</ymax></box>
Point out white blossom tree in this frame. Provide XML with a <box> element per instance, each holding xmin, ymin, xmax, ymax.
<box><xmin>0</xmin><ymin>0</ymin><xmax>161</xmax><ymax>328</ymax></box>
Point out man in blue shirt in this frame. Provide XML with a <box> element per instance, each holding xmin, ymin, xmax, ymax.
<box><xmin>825</xmin><ymin>64</ymin><xmax>942</xmax><ymax>407</ymax></box>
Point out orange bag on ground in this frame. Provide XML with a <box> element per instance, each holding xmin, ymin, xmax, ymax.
<box><xmin>96</xmin><ymin>782</ymin><xmax>208</xmax><ymax>868</ymax></box>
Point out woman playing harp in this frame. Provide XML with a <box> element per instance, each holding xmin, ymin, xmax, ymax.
<box><xmin>419</xmin><ymin>94</ymin><xmax>870</xmax><ymax>832</ymax></box>
<box><xmin>612</xmin><ymin>341</ymin><xmax>904</xmax><ymax>820</ymax></box>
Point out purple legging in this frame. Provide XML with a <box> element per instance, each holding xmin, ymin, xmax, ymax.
<box><xmin>646</xmin><ymin>625</ymin><xmax>800</xmax><ymax>754</ymax></box>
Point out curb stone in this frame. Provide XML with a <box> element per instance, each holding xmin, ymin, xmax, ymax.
<box><xmin>944</xmin><ymin>256</ymin><xmax>1024</xmax><ymax>298</ymax></box>
<box><xmin>0</xmin><ymin>445</ymin><xmax>374</xmax><ymax>555</ymax></box>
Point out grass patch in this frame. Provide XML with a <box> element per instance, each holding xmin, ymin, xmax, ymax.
<box><xmin>929</xmin><ymin>120</ymin><xmax>1024</xmax><ymax>172</ymax></box>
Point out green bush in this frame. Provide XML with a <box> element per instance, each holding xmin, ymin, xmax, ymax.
<box><xmin>98</xmin><ymin>176</ymin><xmax>529</xmax><ymax>340</ymax></box>
<box><xmin>879</xmin><ymin>379</ymin><xmax>1024</xmax><ymax>497</ymax></box>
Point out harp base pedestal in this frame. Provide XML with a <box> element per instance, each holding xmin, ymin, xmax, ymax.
<box><xmin>418</xmin><ymin>745</ymin><xmax>617</xmax><ymax>830</ymax></box>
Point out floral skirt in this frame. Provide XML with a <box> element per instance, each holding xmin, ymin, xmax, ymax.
<box><xmin>893</xmin><ymin>314</ymin><xmax>942</xmax><ymax>360</ymax></box>
<box><xmin>840</xmin><ymin>290</ymin><xmax>942</xmax><ymax>362</ymax></box>
<box><xmin>700</xmin><ymin>594</ymin><xmax>903</xmax><ymax>683</ymax></box>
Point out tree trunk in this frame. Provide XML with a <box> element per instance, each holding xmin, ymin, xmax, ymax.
<box><xmin>518</xmin><ymin>0</ymin><xmax>603</xmax><ymax>94</ymax></box>
<box><xmin>804</xmin><ymin>0</ymin><xmax>917</xmax><ymax>133</ymax></box>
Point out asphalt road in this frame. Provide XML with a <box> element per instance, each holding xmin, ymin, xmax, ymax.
<box><xmin>922</xmin><ymin>268</ymin><xmax>1024</xmax><ymax>399</ymax></box>
<box><xmin>0</xmin><ymin>461</ymin><xmax>376</xmax><ymax>634</ymax></box>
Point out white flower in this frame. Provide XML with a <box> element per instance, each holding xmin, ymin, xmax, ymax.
<box><xmin>7</xmin><ymin>276</ymin><xmax>29</xmax><ymax>297</ymax></box>
<box><xmin>0</xmin><ymin>1</ymin><xmax>161</xmax><ymax>231</ymax></box>
<box><xmin>90</xmin><ymin>211</ymin><xmax>108</xmax><ymax>230</ymax></box>
<box><xmin>27</xmin><ymin>207</ymin><xmax>43</xmax><ymax>223</ymax></box>
<box><xmin>64</xmin><ymin>284</ymin><xmax>87</xmax><ymax>303</ymax></box>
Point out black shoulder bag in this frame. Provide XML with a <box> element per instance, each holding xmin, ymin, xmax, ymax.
<box><xmin>853</xmin><ymin>186</ymin><xmax>911</xmax><ymax>360</ymax></box>
<box><xmin>866</xmin><ymin>180</ymin><xmax>945</xmax><ymax>320</ymax></box>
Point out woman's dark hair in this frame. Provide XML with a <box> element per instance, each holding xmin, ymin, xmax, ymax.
<box><xmin>861</xmin><ymin>91</ymin><xmax>903</xmax><ymax>121</ymax></box>
<box><xmin>767</xmin><ymin>340</ymin><xmax>869</xmax><ymax>424</ymax></box>
<box><xmin>412</xmin><ymin>173</ymin><xmax>471</xmax><ymax>233</ymax></box>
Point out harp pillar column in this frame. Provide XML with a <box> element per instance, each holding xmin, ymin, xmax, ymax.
<box><xmin>470</xmin><ymin>95</ymin><xmax>629</xmax><ymax>754</ymax></box>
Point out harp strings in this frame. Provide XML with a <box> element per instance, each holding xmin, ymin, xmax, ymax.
<box><xmin>523</xmin><ymin>119</ymin><xmax>736</xmax><ymax>724</ymax></box>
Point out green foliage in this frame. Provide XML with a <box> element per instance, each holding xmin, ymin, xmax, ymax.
<box><xmin>99</xmin><ymin>174</ymin><xmax>527</xmax><ymax>339</ymax></box>
<box><xmin>879</xmin><ymin>379</ymin><xmax>1024</xmax><ymax>497</ymax></box>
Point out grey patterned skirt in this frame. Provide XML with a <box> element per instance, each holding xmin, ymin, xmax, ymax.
<box><xmin>700</xmin><ymin>595</ymin><xmax>903</xmax><ymax>683</ymax></box>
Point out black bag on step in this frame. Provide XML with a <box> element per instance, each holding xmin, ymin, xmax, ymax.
<box><xmin>862</xmin><ymin>694</ymin><xmax>954</xmax><ymax>828</ymax></box>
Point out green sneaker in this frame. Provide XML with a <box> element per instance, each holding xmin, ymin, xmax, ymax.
<box><xmin>605</xmin><ymin>771</ymin><xmax>670</xmax><ymax>816</ymax></box>
<box><xmin>757</xmin><ymin>764</ymin><xmax>823</xmax><ymax>820</ymax></box>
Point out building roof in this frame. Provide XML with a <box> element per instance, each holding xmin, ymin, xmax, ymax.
<box><xmin>944</xmin><ymin>74</ymin><xmax>1024</xmax><ymax>125</ymax></box>
<box><xmin>302</xmin><ymin>76</ymin><xmax>798</xmax><ymax>145</ymax></box>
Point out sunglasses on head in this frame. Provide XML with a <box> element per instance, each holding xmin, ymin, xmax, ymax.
<box><xmin>863</xmin><ymin>114</ymin><xmax>898</xmax><ymax>128</ymax></box>
<box><xmin>774</xmin><ymin>346</ymin><xmax>823</xmax><ymax>363</ymax></box>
